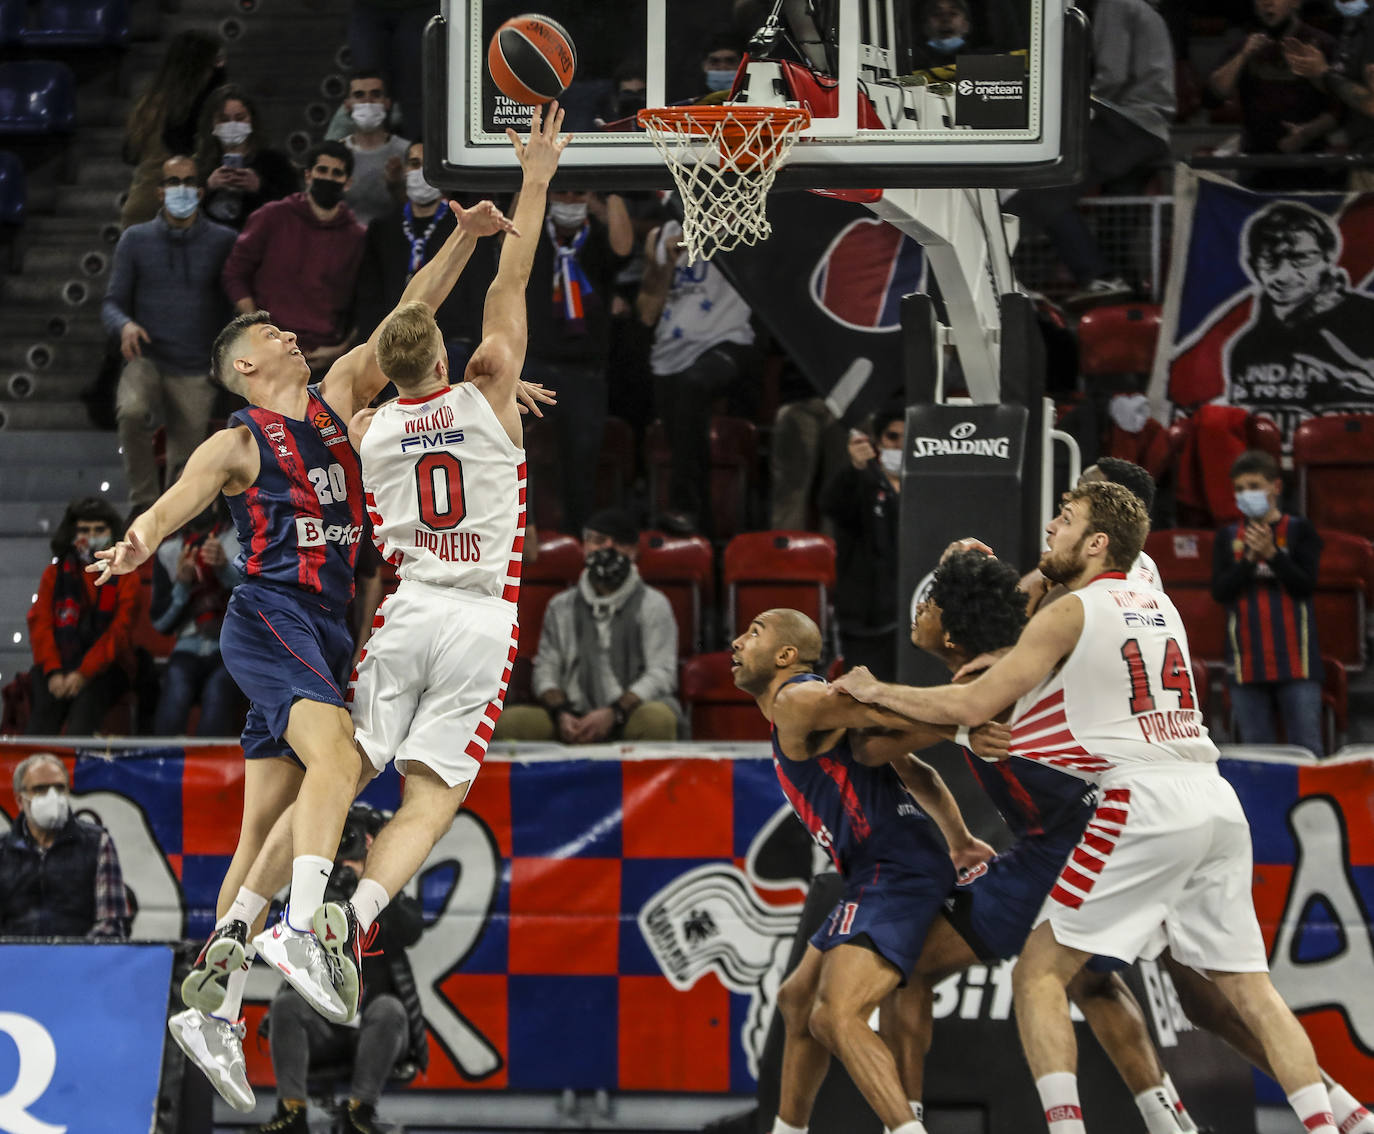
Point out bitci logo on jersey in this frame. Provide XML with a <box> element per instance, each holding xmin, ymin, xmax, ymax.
<box><xmin>295</xmin><ymin>517</ymin><xmax>363</xmax><ymax>547</ymax></box>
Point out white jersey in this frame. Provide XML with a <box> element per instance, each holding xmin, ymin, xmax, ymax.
<box><xmin>649</xmin><ymin>222</ymin><xmax>754</xmax><ymax>376</ymax></box>
<box><xmin>361</xmin><ymin>383</ymin><xmax>526</xmax><ymax>599</ymax></box>
<box><xmin>1009</xmin><ymin>573</ymin><xmax>1217</xmax><ymax>783</ymax></box>
<box><xmin>1128</xmin><ymin>550</ymin><xmax>1162</xmax><ymax>591</ymax></box>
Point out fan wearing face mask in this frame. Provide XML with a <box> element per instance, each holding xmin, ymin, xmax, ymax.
<box><xmin>0</xmin><ymin>754</ymin><xmax>133</xmax><ymax>940</ymax></box>
<box><xmin>195</xmin><ymin>85</ymin><xmax>297</xmax><ymax>231</ymax></box>
<box><xmin>1211</xmin><ymin>448</ymin><xmax>1326</xmax><ymax>755</ymax></box>
<box><xmin>818</xmin><ymin>408</ymin><xmax>906</xmax><ymax>682</ymax></box>
<box><xmin>907</xmin><ymin>0</ymin><xmax>976</xmax><ymax>71</ymax></box>
<box><xmin>337</xmin><ymin>69</ymin><xmax>411</xmax><ymax>228</ymax></box>
<box><xmin>23</xmin><ymin>498</ymin><xmax>140</xmax><ymax>737</ymax></box>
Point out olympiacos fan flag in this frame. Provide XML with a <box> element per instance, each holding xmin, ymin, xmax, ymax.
<box><xmin>1149</xmin><ymin>167</ymin><xmax>1374</xmax><ymax>445</ymax></box>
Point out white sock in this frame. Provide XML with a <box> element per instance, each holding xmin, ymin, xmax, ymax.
<box><xmin>350</xmin><ymin>878</ymin><xmax>390</xmax><ymax>933</ymax></box>
<box><xmin>1288</xmin><ymin>1083</ymin><xmax>1338</xmax><ymax>1134</ymax></box>
<box><xmin>1161</xmin><ymin>1073</ymin><xmax>1197</xmax><ymax>1132</ymax></box>
<box><xmin>1326</xmin><ymin>1079</ymin><xmax>1374</xmax><ymax>1134</ymax></box>
<box><xmin>286</xmin><ymin>855</ymin><xmax>334</xmax><ymax>931</ymax></box>
<box><xmin>909</xmin><ymin>1102</ymin><xmax>923</xmax><ymax>1123</ymax></box>
<box><xmin>211</xmin><ymin>952</ymin><xmax>253</xmax><ymax>1023</ymax></box>
<box><xmin>770</xmin><ymin>1119</ymin><xmax>807</xmax><ymax>1134</ymax></box>
<box><xmin>217</xmin><ymin>887</ymin><xmax>268</xmax><ymax>931</ymax></box>
<box><xmin>1036</xmin><ymin>1072</ymin><xmax>1086</xmax><ymax>1134</ymax></box>
<box><xmin>1134</xmin><ymin>1086</ymin><xmax>1182</xmax><ymax>1134</ymax></box>
<box><xmin>890</xmin><ymin>1122</ymin><xmax>926</xmax><ymax>1134</ymax></box>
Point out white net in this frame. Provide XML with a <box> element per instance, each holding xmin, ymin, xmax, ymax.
<box><xmin>639</xmin><ymin>105</ymin><xmax>810</xmax><ymax>262</ymax></box>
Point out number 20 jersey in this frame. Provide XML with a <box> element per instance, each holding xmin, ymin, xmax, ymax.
<box><xmin>1008</xmin><ymin>572</ymin><xmax>1218</xmax><ymax>783</ymax></box>
<box><xmin>360</xmin><ymin>383</ymin><xmax>527</xmax><ymax>600</ymax></box>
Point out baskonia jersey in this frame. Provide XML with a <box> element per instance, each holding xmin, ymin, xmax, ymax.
<box><xmin>360</xmin><ymin>383</ymin><xmax>526</xmax><ymax>601</ymax></box>
<box><xmin>1009</xmin><ymin>573</ymin><xmax>1217</xmax><ymax>783</ymax></box>
<box><xmin>226</xmin><ymin>384</ymin><xmax>364</xmax><ymax>605</ymax></box>
<box><xmin>771</xmin><ymin>674</ymin><xmax>948</xmax><ymax>874</ymax></box>
<box><xmin>961</xmin><ymin>748</ymin><xmax>1097</xmax><ymax>842</ymax></box>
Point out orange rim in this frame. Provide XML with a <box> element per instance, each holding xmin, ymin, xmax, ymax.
<box><xmin>639</xmin><ymin>105</ymin><xmax>811</xmax><ymax>167</ymax></box>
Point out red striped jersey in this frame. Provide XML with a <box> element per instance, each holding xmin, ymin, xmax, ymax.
<box><xmin>770</xmin><ymin>674</ymin><xmax>948</xmax><ymax>874</ymax></box>
<box><xmin>360</xmin><ymin>383</ymin><xmax>526</xmax><ymax>601</ymax></box>
<box><xmin>225</xmin><ymin>385</ymin><xmax>364</xmax><ymax>605</ymax></box>
<box><xmin>1008</xmin><ymin>573</ymin><xmax>1218</xmax><ymax>783</ymax></box>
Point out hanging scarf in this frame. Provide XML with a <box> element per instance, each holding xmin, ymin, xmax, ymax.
<box><xmin>547</xmin><ymin>218</ymin><xmax>593</xmax><ymax>335</ymax></box>
<box><xmin>401</xmin><ymin>201</ymin><xmax>443</xmax><ymax>280</ymax></box>
<box><xmin>50</xmin><ymin>553</ymin><xmax>116</xmax><ymax>670</ymax></box>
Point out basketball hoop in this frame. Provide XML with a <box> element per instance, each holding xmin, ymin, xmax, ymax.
<box><xmin>638</xmin><ymin>104</ymin><xmax>811</xmax><ymax>262</ymax></box>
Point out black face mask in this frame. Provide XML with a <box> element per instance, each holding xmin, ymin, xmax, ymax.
<box><xmin>586</xmin><ymin>546</ymin><xmax>632</xmax><ymax>591</ymax></box>
<box><xmin>308</xmin><ymin>177</ymin><xmax>345</xmax><ymax>209</ymax></box>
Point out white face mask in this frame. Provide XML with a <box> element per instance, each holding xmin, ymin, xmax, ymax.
<box><xmin>213</xmin><ymin>120</ymin><xmax>252</xmax><ymax>147</ymax></box>
<box><xmin>1235</xmin><ymin>488</ymin><xmax>1272</xmax><ymax>519</ymax></box>
<box><xmin>879</xmin><ymin>447</ymin><xmax>904</xmax><ymax>475</ymax></box>
<box><xmin>351</xmin><ymin>102</ymin><xmax>388</xmax><ymax>131</ymax></box>
<box><xmin>405</xmin><ymin>168</ymin><xmax>441</xmax><ymax>205</ymax></box>
<box><xmin>1108</xmin><ymin>392</ymin><xmax>1152</xmax><ymax>434</ymax></box>
<box><xmin>28</xmin><ymin>787</ymin><xmax>71</xmax><ymax>831</ymax></box>
<box><xmin>1336</xmin><ymin>0</ymin><xmax>1369</xmax><ymax>17</ymax></box>
<box><xmin>549</xmin><ymin>201</ymin><xmax>588</xmax><ymax>229</ymax></box>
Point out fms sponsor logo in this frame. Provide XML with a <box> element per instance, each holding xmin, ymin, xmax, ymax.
<box><xmin>910</xmin><ymin>422</ymin><xmax>1011</xmax><ymax>459</ymax></box>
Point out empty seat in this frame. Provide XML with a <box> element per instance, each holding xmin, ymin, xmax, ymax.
<box><xmin>1314</xmin><ymin>529</ymin><xmax>1373</xmax><ymax>671</ymax></box>
<box><xmin>520</xmin><ymin>416</ymin><xmax>635</xmax><ymax>532</ymax></box>
<box><xmin>1077</xmin><ymin>304</ymin><xmax>1161</xmax><ymax>377</ymax></box>
<box><xmin>19</xmin><ymin>0</ymin><xmax>130</xmax><ymax>46</ymax></box>
<box><xmin>638</xmin><ymin>530</ymin><xmax>713</xmax><ymax>656</ymax></box>
<box><xmin>646</xmin><ymin>415</ymin><xmax>759</xmax><ymax>540</ymax></box>
<box><xmin>1167</xmin><ymin>411</ymin><xmax>1283</xmax><ymax>528</ymax></box>
<box><xmin>1294</xmin><ymin>414</ymin><xmax>1374</xmax><ymax>541</ymax></box>
<box><xmin>723</xmin><ymin>530</ymin><xmax>836</xmax><ymax>641</ymax></box>
<box><xmin>1143</xmin><ymin>529</ymin><xmax>1226</xmax><ymax>663</ymax></box>
<box><xmin>680</xmin><ymin>651</ymin><xmax>770</xmax><ymax>741</ymax></box>
<box><xmin>0</xmin><ymin>62</ymin><xmax>77</xmax><ymax>136</ymax></box>
<box><xmin>1322</xmin><ymin>655</ymin><xmax>1348</xmax><ymax>755</ymax></box>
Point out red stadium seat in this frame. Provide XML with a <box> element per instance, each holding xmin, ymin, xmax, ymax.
<box><xmin>509</xmin><ymin>531</ymin><xmax>583</xmax><ymax>702</ymax></box>
<box><xmin>646</xmin><ymin>416</ymin><xmax>759</xmax><ymax>540</ymax></box>
<box><xmin>1322</xmin><ymin>655</ymin><xmax>1348</xmax><ymax>754</ymax></box>
<box><xmin>1190</xmin><ymin>656</ymin><xmax>1211</xmax><ymax>727</ymax></box>
<box><xmin>1166</xmin><ymin>412</ymin><xmax>1284</xmax><ymax>528</ymax></box>
<box><xmin>637</xmin><ymin>530</ymin><xmax>714</xmax><ymax>656</ymax></box>
<box><xmin>680</xmin><ymin>651</ymin><xmax>771</xmax><ymax>741</ymax></box>
<box><xmin>1144</xmin><ymin>529</ymin><xmax>1227</xmax><ymax>664</ymax></box>
<box><xmin>1294</xmin><ymin>414</ymin><xmax>1374</xmax><ymax>541</ymax></box>
<box><xmin>723</xmin><ymin>530</ymin><xmax>836</xmax><ymax>641</ymax></box>
<box><xmin>1077</xmin><ymin>304</ymin><xmax>1160</xmax><ymax>376</ymax></box>
<box><xmin>1314</xmin><ymin>530</ymin><xmax>1374</xmax><ymax>671</ymax></box>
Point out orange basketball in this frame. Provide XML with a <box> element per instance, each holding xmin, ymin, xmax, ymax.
<box><xmin>488</xmin><ymin>14</ymin><xmax>577</xmax><ymax>106</ymax></box>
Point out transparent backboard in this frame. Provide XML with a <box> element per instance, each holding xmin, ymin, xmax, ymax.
<box><xmin>423</xmin><ymin>0</ymin><xmax>1088</xmax><ymax>193</ymax></box>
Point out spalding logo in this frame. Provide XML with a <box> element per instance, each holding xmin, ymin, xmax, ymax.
<box><xmin>950</xmin><ymin>421</ymin><xmax>977</xmax><ymax>439</ymax></box>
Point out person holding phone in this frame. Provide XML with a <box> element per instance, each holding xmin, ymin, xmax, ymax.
<box><xmin>195</xmin><ymin>85</ymin><xmax>297</xmax><ymax>231</ymax></box>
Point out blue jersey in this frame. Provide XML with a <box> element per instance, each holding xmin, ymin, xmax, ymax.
<box><xmin>963</xmin><ymin>751</ymin><xmax>1097</xmax><ymax>841</ymax></box>
<box><xmin>225</xmin><ymin>384</ymin><xmax>364</xmax><ymax>608</ymax></box>
<box><xmin>771</xmin><ymin>674</ymin><xmax>947</xmax><ymax>875</ymax></box>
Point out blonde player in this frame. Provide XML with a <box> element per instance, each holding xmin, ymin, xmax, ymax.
<box><xmin>834</xmin><ymin>481</ymin><xmax>1343</xmax><ymax>1134</ymax></box>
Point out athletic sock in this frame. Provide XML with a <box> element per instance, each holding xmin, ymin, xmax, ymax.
<box><xmin>351</xmin><ymin>878</ymin><xmax>390</xmax><ymax>934</ymax></box>
<box><xmin>1036</xmin><ymin>1072</ymin><xmax>1086</xmax><ymax>1134</ymax></box>
<box><xmin>890</xmin><ymin>1122</ymin><xmax>926</xmax><ymax>1134</ymax></box>
<box><xmin>909</xmin><ymin>1102</ymin><xmax>924</xmax><ymax>1123</ymax></box>
<box><xmin>1162</xmin><ymin>1073</ymin><xmax>1198</xmax><ymax>1132</ymax></box>
<box><xmin>770</xmin><ymin>1119</ymin><xmax>807</xmax><ymax>1134</ymax></box>
<box><xmin>286</xmin><ymin>854</ymin><xmax>334</xmax><ymax>931</ymax></box>
<box><xmin>217</xmin><ymin>887</ymin><xmax>268</xmax><ymax>932</ymax></box>
<box><xmin>211</xmin><ymin>952</ymin><xmax>253</xmax><ymax>1023</ymax></box>
<box><xmin>1288</xmin><ymin>1082</ymin><xmax>1338</xmax><ymax>1134</ymax></box>
<box><xmin>1134</xmin><ymin>1086</ymin><xmax>1183</xmax><ymax>1134</ymax></box>
<box><xmin>1326</xmin><ymin>1080</ymin><xmax>1374</xmax><ymax>1134</ymax></box>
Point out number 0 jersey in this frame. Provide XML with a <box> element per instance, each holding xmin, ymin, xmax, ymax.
<box><xmin>361</xmin><ymin>383</ymin><xmax>527</xmax><ymax>599</ymax></box>
<box><xmin>1008</xmin><ymin>572</ymin><xmax>1217</xmax><ymax>783</ymax></box>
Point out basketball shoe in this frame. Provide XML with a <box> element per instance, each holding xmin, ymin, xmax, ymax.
<box><xmin>181</xmin><ymin>919</ymin><xmax>248</xmax><ymax>1014</ymax></box>
<box><xmin>167</xmin><ymin>1007</ymin><xmax>254</xmax><ymax>1112</ymax></box>
<box><xmin>253</xmin><ymin>916</ymin><xmax>350</xmax><ymax>1023</ymax></box>
<box><xmin>313</xmin><ymin>901</ymin><xmax>366</xmax><ymax>1022</ymax></box>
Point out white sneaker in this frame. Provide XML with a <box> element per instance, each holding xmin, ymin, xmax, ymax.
<box><xmin>313</xmin><ymin>901</ymin><xmax>362</xmax><ymax>1024</ymax></box>
<box><xmin>253</xmin><ymin>918</ymin><xmax>349</xmax><ymax>1023</ymax></box>
<box><xmin>167</xmin><ymin>1007</ymin><xmax>254</xmax><ymax>1113</ymax></box>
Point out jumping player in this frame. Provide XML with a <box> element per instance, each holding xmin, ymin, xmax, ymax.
<box><xmin>835</xmin><ymin>482</ymin><xmax>1344</xmax><ymax>1134</ymax></box>
<box><xmin>90</xmin><ymin>175</ymin><xmax>519</xmax><ymax>1109</ymax></box>
<box><xmin>730</xmin><ymin>607</ymin><xmax>995</xmax><ymax>1134</ymax></box>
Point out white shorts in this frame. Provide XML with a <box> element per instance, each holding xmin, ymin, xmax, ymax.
<box><xmin>349</xmin><ymin>578</ymin><xmax>518</xmax><ymax>788</ymax></box>
<box><xmin>1036</xmin><ymin>764</ymin><xmax>1269</xmax><ymax>973</ymax></box>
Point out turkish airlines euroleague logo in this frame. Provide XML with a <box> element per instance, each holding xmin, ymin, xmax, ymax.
<box><xmin>809</xmin><ymin>218</ymin><xmax>926</xmax><ymax>332</ymax></box>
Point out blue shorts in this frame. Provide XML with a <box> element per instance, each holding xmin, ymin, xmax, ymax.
<box><xmin>220</xmin><ymin>582</ymin><xmax>354</xmax><ymax>763</ymax></box>
<box><xmin>810</xmin><ymin>855</ymin><xmax>955</xmax><ymax>981</ymax></box>
<box><xmin>943</xmin><ymin>823</ymin><xmax>1085</xmax><ymax>961</ymax></box>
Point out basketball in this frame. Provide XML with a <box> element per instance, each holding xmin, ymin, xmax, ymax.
<box><xmin>487</xmin><ymin>14</ymin><xmax>577</xmax><ymax>106</ymax></box>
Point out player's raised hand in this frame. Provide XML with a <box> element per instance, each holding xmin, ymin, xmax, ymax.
<box><xmin>505</xmin><ymin>100</ymin><xmax>571</xmax><ymax>182</ymax></box>
<box><xmin>830</xmin><ymin>665</ymin><xmax>881</xmax><ymax>704</ymax></box>
<box><xmin>87</xmin><ymin>527</ymin><xmax>151</xmax><ymax>585</ymax></box>
<box><xmin>968</xmin><ymin>721</ymin><xmax>1011</xmax><ymax>762</ymax></box>
<box><xmin>940</xmin><ymin>537</ymin><xmax>995</xmax><ymax>563</ymax></box>
<box><xmin>515</xmin><ymin>380</ymin><xmax>557</xmax><ymax>417</ymax></box>
<box><xmin>452</xmin><ymin>198</ymin><xmax>520</xmax><ymax>239</ymax></box>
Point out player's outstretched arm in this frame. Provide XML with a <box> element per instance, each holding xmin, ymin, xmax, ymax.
<box><xmin>88</xmin><ymin>428</ymin><xmax>251</xmax><ymax>584</ymax></box>
<box><xmin>832</xmin><ymin>596</ymin><xmax>1085</xmax><ymax>727</ymax></box>
<box><xmin>889</xmin><ymin>754</ymin><xmax>995</xmax><ymax>875</ymax></box>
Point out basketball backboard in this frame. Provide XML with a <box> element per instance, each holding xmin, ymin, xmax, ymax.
<box><xmin>424</xmin><ymin>0</ymin><xmax>1088</xmax><ymax>193</ymax></box>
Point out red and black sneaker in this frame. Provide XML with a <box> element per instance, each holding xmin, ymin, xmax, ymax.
<box><xmin>181</xmin><ymin>919</ymin><xmax>248</xmax><ymax>1014</ymax></box>
<box><xmin>311</xmin><ymin>901</ymin><xmax>381</xmax><ymax>1023</ymax></box>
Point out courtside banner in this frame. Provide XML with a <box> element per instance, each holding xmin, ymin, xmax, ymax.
<box><xmin>1149</xmin><ymin>167</ymin><xmax>1374</xmax><ymax>445</ymax></box>
<box><xmin>0</xmin><ymin>741</ymin><xmax>1368</xmax><ymax>1101</ymax></box>
<box><xmin>0</xmin><ymin>943</ymin><xmax>173</xmax><ymax>1133</ymax></box>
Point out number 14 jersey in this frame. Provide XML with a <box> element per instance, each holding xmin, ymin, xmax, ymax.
<box><xmin>1008</xmin><ymin>572</ymin><xmax>1217</xmax><ymax>782</ymax></box>
<box><xmin>361</xmin><ymin>383</ymin><xmax>527</xmax><ymax>600</ymax></box>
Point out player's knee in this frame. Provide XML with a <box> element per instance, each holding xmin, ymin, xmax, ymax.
<box><xmin>777</xmin><ymin>972</ymin><xmax>813</xmax><ymax>1030</ymax></box>
<box><xmin>1065</xmin><ymin>967</ymin><xmax>1113</xmax><ymax>1007</ymax></box>
<box><xmin>807</xmin><ymin>999</ymin><xmax>848</xmax><ymax>1052</ymax></box>
<box><xmin>623</xmin><ymin>702</ymin><xmax>679</xmax><ymax>741</ymax></box>
<box><xmin>491</xmin><ymin>704</ymin><xmax>555</xmax><ymax>741</ymax></box>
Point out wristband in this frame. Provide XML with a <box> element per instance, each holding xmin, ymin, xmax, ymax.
<box><xmin>954</xmin><ymin>725</ymin><xmax>972</xmax><ymax>750</ymax></box>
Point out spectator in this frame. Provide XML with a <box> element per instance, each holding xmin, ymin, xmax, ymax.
<box><xmin>149</xmin><ymin>501</ymin><xmax>243</xmax><ymax>737</ymax></box>
<box><xmin>769</xmin><ymin>371</ymin><xmax>850</xmax><ymax>533</ymax></box>
<box><xmin>820</xmin><ymin>410</ymin><xmax>905</xmax><ymax>680</ymax></box>
<box><xmin>25</xmin><ymin>499</ymin><xmax>139</xmax><ymax>737</ymax></box>
<box><xmin>636</xmin><ymin>217</ymin><xmax>757</xmax><ymax>536</ymax></box>
<box><xmin>1207</xmin><ymin>0</ymin><xmax>1340</xmax><ymax>190</ymax></box>
<box><xmin>522</xmin><ymin>190</ymin><xmax>632</xmax><ymax>535</ymax></box>
<box><xmin>1211</xmin><ymin>449</ymin><xmax>1325</xmax><ymax>755</ymax></box>
<box><xmin>594</xmin><ymin>60</ymin><xmax>650</xmax><ymax>129</ymax></box>
<box><xmin>494</xmin><ymin>510</ymin><xmax>681</xmax><ymax>742</ymax></box>
<box><xmin>221</xmin><ymin>141</ymin><xmax>366</xmax><ymax>373</ymax></box>
<box><xmin>0</xmin><ymin>754</ymin><xmax>132</xmax><ymax>939</ymax></box>
<box><xmin>345</xmin><ymin>0</ymin><xmax>437</xmax><ymax>141</ymax></box>
<box><xmin>696</xmin><ymin>35</ymin><xmax>743</xmax><ymax>100</ymax></box>
<box><xmin>121</xmin><ymin>30</ymin><xmax>225</xmax><ymax>229</ymax></box>
<box><xmin>102</xmin><ymin>155</ymin><xmax>237</xmax><ymax>517</ymax></box>
<box><xmin>1005</xmin><ymin>0</ymin><xmax>1175</xmax><ymax>309</ymax></box>
<box><xmin>195</xmin><ymin>85</ymin><xmax>298</xmax><ymax>231</ymax></box>
<box><xmin>259</xmin><ymin>805</ymin><xmax>425</xmax><ymax>1134</ymax></box>
<box><xmin>908</xmin><ymin>0</ymin><xmax>975</xmax><ymax>71</ymax></box>
<box><xmin>353</xmin><ymin>141</ymin><xmax>495</xmax><ymax>372</ymax></box>
<box><xmin>1282</xmin><ymin>4</ymin><xmax>1374</xmax><ymax>191</ymax></box>
<box><xmin>338</xmin><ymin>71</ymin><xmax>411</xmax><ymax>228</ymax></box>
